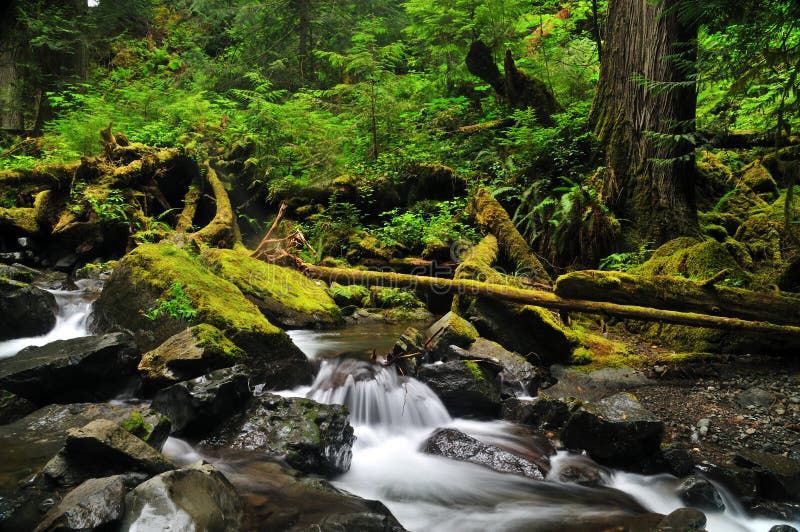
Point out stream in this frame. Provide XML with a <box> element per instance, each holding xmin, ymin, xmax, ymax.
<box><xmin>2</xmin><ymin>294</ymin><xmax>798</xmax><ymax>531</ymax></box>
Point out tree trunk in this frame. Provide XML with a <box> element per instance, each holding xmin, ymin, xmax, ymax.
<box><xmin>591</xmin><ymin>0</ymin><xmax>698</xmax><ymax>244</ymax></box>
<box><xmin>554</xmin><ymin>270</ymin><xmax>800</xmax><ymax>326</ymax></box>
<box><xmin>0</xmin><ymin>4</ymin><xmax>26</xmax><ymax>131</ymax></box>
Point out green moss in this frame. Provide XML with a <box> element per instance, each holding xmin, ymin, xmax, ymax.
<box><xmin>566</xmin><ymin>327</ymin><xmax>642</xmax><ymax>371</ymax></box>
<box><xmin>464</xmin><ymin>360</ymin><xmax>486</xmax><ymax>383</ymax></box>
<box><xmin>120</xmin><ymin>411</ymin><xmax>152</xmax><ymax>440</ymax></box>
<box><xmin>193</xmin><ymin>323</ymin><xmax>246</xmax><ymax>359</ymax></box>
<box><xmin>570</xmin><ymin>347</ymin><xmax>592</xmax><ymax>365</ymax></box>
<box><xmin>0</xmin><ymin>207</ymin><xmax>39</xmax><ymax>234</ymax></box>
<box><xmin>636</xmin><ymin>237</ymin><xmax>750</xmax><ymax>285</ymax></box>
<box><xmin>124</xmin><ymin>242</ymin><xmax>282</xmax><ymax>336</ymax></box>
<box><xmin>329</xmin><ymin>282</ymin><xmax>370</xmax><ymax>307</ymax></box>
<box><xmin>703</xmin><ymin>224</ymin><xmax>728</xmax><ymax>242</ymax></box>
<box><xmin>203</xmin><ymin>248</ymin><xmax>341</xmax><ymax>322</ymax></box>
<box><xmin>370</xmin><ymin>287</ymin><xmax>423</xmax><ymax>310</ymax></box>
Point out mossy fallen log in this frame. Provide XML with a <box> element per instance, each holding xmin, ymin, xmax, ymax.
<box><xmin>303</xmin><ymin>264</ymin><xmax>800</xmax><ymax>339</ymax></box>
<box><xmin>469</xmin><ymin>187</ymin><xmax>551</xmax><ymax>285</ymax></box>
<box><xmin>554</xmin><ymin>270</ymin><xmax>800</xmax><ymax>327</ymax></box>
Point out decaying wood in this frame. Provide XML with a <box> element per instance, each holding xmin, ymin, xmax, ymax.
<box><xmin>176</xmin><ymin>182</ymin><xmax>201</xmax><ymax>233</ymax></box>
<box><xmin>303</xmin><ymin>264</ymin><xmax>800</xmax><ymax>338</ymax></box>
<box><xmin>190</xmin><ymin>164</ymin><xmax>241</xmax><ymax>248</ymax></box>
<box><xmin>458</xmin><ymin>119</ymin><xmax>515</xmax><ymax>135</ymax></box>
<box><xmin>554</xmin><ymin>269</ymin><xmax>800</xmax><ymax>327</ymax></box>
<box><xmin>251</xmin><ymin>201</ymin><xmax>288</xmax><ymax>258</ymax></box>
<box><xmin>469</xmin><ymin>187</ymin><xmax>552</xmax><ymax>285</ymax></box>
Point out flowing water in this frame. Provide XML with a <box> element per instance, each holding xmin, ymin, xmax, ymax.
<box><xmin>0</xmin><ymin>283</ymin><xmax>94</xmax><ymax>359</ymax></box>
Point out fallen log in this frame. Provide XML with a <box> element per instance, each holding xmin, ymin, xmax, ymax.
<box><xmin>190</xmin><ymin>164</ymin><xmax>241</xmax><ymax>248</ymax></box>
<box><xmin>469</xmin><ymin>187</ymin><xmax>551</xmax><ymax>285</ymax></box>
<box><xmin>554</xmin><ymin>270</ymin><xmax>800</xmax><ymax>327</ymax></box>
<box><xmin>303</xmin><ymin>264</ymin><xmax>800</xmax><ymax>338</ymax></box>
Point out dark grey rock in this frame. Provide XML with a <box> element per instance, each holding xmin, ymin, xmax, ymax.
<box><xmin>657</xmin><ymin>508</ymin><xmax>707</xmax><ymax>531</ymax></box>
<box><xmin>0</xmin><ymin>389</ymin><xmax>36</xmax><ymax>424</ymax></box>
<box><xmin>425</xmin><ymin>311</ymin><xmax>479</xmax><ymax>360</ymax></box>
<box><xmin>422</xmin><ymin>428</ymin><xmax>549</xmax><ymax>479</ymax></box>
<box><xmin>550</xmin><ymin>453</ymin><xmax>610</xmax><ymax>487</ymax></box>
<box><xmin>0</xmin><ymin>278</ymin><xmax>57</xmax><ymax>340</ymax></box>
<box><xmin>695</xmin><ymin>460</ymin><xmax>758</xmax><ymax>499</ymax></box>
<box><xmin>502</xmin><ymin>395</ymin><xmax>572</xmax><ymax>429</ymax></box>
<box><xmin>734</xmin><ymin>449</ymin><xmax>800</xmax><ymax>502</ymax></box>
<box><xmin>34</xmin><ymin>474</ymin><xmax>144</xmax><ymax>532</ymax></box>
<box><xmin>387</xmin><ymin>326</ymin><xmax>424</xmax><ymax>375</ymax></box>
<box><xmin>201</xmin><ymin>393</ymin><xmax>354</xmax><ymax>476</ymax></box>
<box><xmin>449</xmin><ymin>338</ymin><xmax>541</xmax><ymax>397</ymax></box>
<box><xmin>417</xmin><ymin>360</ymin><xmax>502</xmax><ymax>418</ymax></box>
<box><xmin>661</xmin><ymin>443</ymin><xmax>695</xmax><ymax>478</ymax></box>
<box><xmin>736</xmin><ymin>386</ymin><xmax>774</xmax><ymax>408</ymax></box>
<box><xmin>0</xmin><ymin>333</ymin><xmax>140</xmax><ymax>404</ymax></box>
<box><xmin>769</xmin><ymin>525</ymin><xmax>798</xmax><ymax>532</ymax></box>
<box><xmin>151</xmin><ymin>365</ymin><xmax>251</xmax><ymax>436</ymax></box>
<box><xmin>678</xmin><ymin>475</ymin><xmax>725</xmax><ymax>511</ymax></box>
<box><xmin>121</xmin><ymin>464</ymin><xmax>244</xmax><ymax>531</ymax></box>
<box><xmin>561</xmin><ymin>392</ymin><xmax>664</xmax><ymax>470</ymax></box>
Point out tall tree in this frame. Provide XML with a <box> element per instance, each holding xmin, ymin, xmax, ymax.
<box><xmin>591</xmin><ymin>0</ymin><xmax>698</xmax><ymax>244</ymax></box>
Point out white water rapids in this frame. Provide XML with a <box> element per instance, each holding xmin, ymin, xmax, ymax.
<box><xmin>0</xmin><ymin>285</ymin><xmax>94</xmax><ymax>359</ymax></box>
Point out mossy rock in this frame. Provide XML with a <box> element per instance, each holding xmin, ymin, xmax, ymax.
<box><xmin>695</xmin><ymin>151</ymin><xmax>734</xmax><ymax>211</ymax></box>
<box><xmin>203</xmin><ymin>248</ymin><xmax>342</xmax><ymax>329</ymax></box>
<box><xmin>368</xmin><ymin>286</ymin><xmax>424</xmax><ymax>310</ymax></box>
<box><xmin>737</xmin><ymin>161</ymin><xmax>779</xmax><ymax>200</ymax></box>
<box><xmin>636</xmin><ymin>237</ymin><xmax>751</xmax><ymax>285</ymax></box>
<box><xmin>93</xmin><ymin>242</ymin><xmax>312</xmax><ymax>389</ymax></box>
<box><xmin>0</xmin><ymin>207</ymin><xmax>39</xmax><ymax>236</ymax></box>
<box><xmin>329</xmin><ymin>282</ymin><xmax>370</xmax><ymax>308</ymax></box>
<box><xmin>566</xmin><ymin>329</ymin><xmax>642</xmax><ymax>371</ymax></box>
<box><xmin>138</xmin><ymin>324</ymin><xmax>245</xmax><ymax>390</ymax></box>
<box><xmin>425</xmin><ymin>311</ymin><xmax>479</xmax><ymax>359</ymax></box>
<box><xmin>346</xmin><ymin>233</ymin><xmax>395</xmax><ymax>262</ymax></box>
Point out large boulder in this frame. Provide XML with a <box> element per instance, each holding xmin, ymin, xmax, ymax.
<box><xmin>422</xmin><ymin>428</ymin><xmax>550</xmax><ymax>479</ymax></box>
<box><xmin>734</xmin><ymin>449</ymin><xmax>800</xmax><ymax>502</ymax></box>
<box><xmin>65</xmin><ymin>419</ymin><xmax>175</xmax><ymax>476</ymax></box>
<box><xmin>0</xmin><ymin>278</ymin><xmax>56</xmax><ymax>340</ymax></box>
<box><xmin>151</xmin><ymin>365</ymin><xmax>252</xmax><ymax>436</ymax></box>
<box><xmin>678</xmin><ymin>475</ymin><xmax>726</xmax><ymax>511</ymax></box>
<box><xmin>203</xmin><ymin>247</ymin><xmax>342</xmax><ymax>328</ymax></box>
<box><xmin>502</xmin><ymin>395</ymin><xmax>572</xmax><ymax>430</ymax></box>
<box><xmin>0</xmin><ymin>403</ymin><xmax>169</xmax><ymax>531</ymax></box>
<box><xmin>417</xmin><ymin>360</ymin><xmax>502</xmax><ymax>418</ymax></box>
<box><xmin>202</xmin><ymin>393</ymin><xmax>355</xmax><ymax>476</ymax></box>
<box><xmin>121</xmin><ymin>464</ymin><xmax>244</xmax><ymax>531</ymax></box>
<box><xmin>0</xmin><ymin>333</ymin><xmax>139</xmax><ymax>405</ymax></box>
<box><xmin>91</xmin><ymin>242</ymin><xmax>313</xmax><ymax>389</ymax></box>
<box><xmin>561</xmin><ymin>392</ymin><xmax>664</xmax><ymax>470</ymax></box>
<box><xmin>425</xmin><ymin>311</ymin><xmax>479</xmax><ymax>360</ymax></box>
<box><xmin>232</xmin><ymin>454</ymin><xmax>405</xmax><ymax>531</ymax></box>
<box><xmin>138</xmin><ymin>324</ymin><xmax>245</xmax><ymax>390</ymax></box>
<box><xmin>34</xmin><ymin>474</ymin><xmax>143</xmax><ymax>532</ymax></box>
<box><xmin>448</xmin><ymin>338</ymin><xmax>541</xmax><ymax>397</ymax></box>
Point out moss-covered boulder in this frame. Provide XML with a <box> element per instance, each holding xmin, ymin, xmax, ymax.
<box><xmin>695</xmin><ymin>151</ymin><xmax>733</xmax><ymax>211</ymax></box>
<box><xmin>417</xmin><ymin>360</ymin><xmax>502</xmax><ymax>418</ymax></box>
<box><xmin>92</xmin><ymin>242</ymin><xmax>312</xmax><ymax>389</ymax></box>
<box><xmin>0</xmin><ymin>207</ymin><xmax>40</xmax><ymax>237</ymax></box>
<box><xmin>329</xmin><ymin>282</ymin><xmax>370</xmax><ymax>308</ymax></box>
<box><xmin>737</xmin><ymin>161</ymin><xmax>779</xmax><ymax>200</ymax></box>
<box><xmin>203</xmin><ymin>248</ymin><xmax>342</xmax><ymax>329</ymax></box>
<box><xmin>636</xmin><ymin>237</ymin><xmax>751</xmax><ymax>285</ymax></box>
<box><xmin>425</xmin><ymin>311</ymin><xmax>479</xmax><ymax>360</ymax></box>
<box><xmin>138</xmin><ymin>324</ymin><xmax>245</xmax><ymax>390</ymax></box>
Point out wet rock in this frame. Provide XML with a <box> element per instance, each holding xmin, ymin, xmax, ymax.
<box><xmin>0</xmin><ymin>278</ymin><xmax>57</xmax><ymax>340</ymax></box>
<box><xmin>91</xmin><ymin>242</ymin><xmax>313</xmax><ymax>390</ymax></box>
<box><xmin>230</xmin><ymin>456</ymin><xmax>405</xmax><ymax>531</ymax></box>
<box><xmin>33</xmin><ymin>474</ymin><xmax>143</xmax><ymax>532</ymax></box>
<box><xmin>0</xmin><ymin>403</ymin><xmax>169</xmax><ymax>531</ymax></box>
<box><xmin>657</xmin><ymin>507</ymin><xmax>707</xmax><ymax>531</ymax></box>
<box><xmin>661</xmin><ymin>443</ymin><xmax>695</xmax><ymax>478</ymax></box>
<box><xmin>502</xmin><ymin>395</ymin><xmax>571</xmax><ymax>429</ymax></box>
<box><xmin>678</xmin><ymin>475</ymin><xmax>725</xmax><ymax>511</ymax></box>
<box><xmin>422</xmin><ymin>428</ymin><xmax>548</xmax><ymax>479</ymax></box>
<box><xmin>201</xmin><ymin>393</ymin><xmax>354</xmax><ymax>476</ymax></box>
<box><xmin>121</xmin><ymin>464</ymin><xmax>244</xmax><ymax>531</ymax></box>
<box><xmin>734</xmin><ymin>449</ymin><xmax>800</xmax><ymax>501</ymax></box>
<box><xmin>151</xmin><ymin>365</ymin><xmax>251</xmax><ymax>436</ymax></box>
<box><xmin>449</xmin><ymin>338</ymin><xmax>541</xmax><ymax>397</ymax></box>
<box><xmin>0</xmin><ymin>263</ymin><xmax>38</xmax><ymax>283</ymax></box>
<box><xmin>561</xmin><ymin>392</ymin><xmax>664</xmax><ymax>470</ymax></box>
<box><xmin>768</xmin><ymin>525</ymin><xmax>798</xmax><ymax>532</ymax></box>
<box><xmin>0</xmin><ymin>389</ymin><xmax>36</xmax><ymax>424</ymax></box>
<box><xmin>417</xmin><ymin>360</ymin><xmax>502</xmax><ymax>418</ymax></box>
<box><xmin>0</xmin><ymin>333</ymin><xmax>139</xmax><ymax>405</ymax></box>
<box><xmin>65</xmin><ymin>419</ymin><xmax>174</xmax><ymax>476</ymax></box>
<box><xmin>138</xmin><ymin>324</ymin><xmax>244</xmax><ymax>391</ymax></box>
<box><xmin>550</xmin><ymin>453</ymin><xmax>610</xmax><ymax>487</ymax></box>
<box><xmin>748</xmin><ymin>500</ymin><xmax>800</xmax><ymax>521</ymax></box>
<box><xmin>425</xmin><ymin>311</ymin><xmax>479</xmax><ymax>360</ymax></box>
<box><xmin>695</xmin><ymin>460</ymin><xmax>758</xmax><ymax>499</ymax></box>
<box><xmin>545</xmin><ymin>365</ymin><xmax>649</xmax><ymax>402</ymax></box>
<box><xmin>736</xmin><ymin>386</ymin><xmax>774</xmax><ymax>408</ymax></box>
<box><xmin>388</xmin><ymin>326</ymin><xmax>424</xmax><ymax>375</ymax></box>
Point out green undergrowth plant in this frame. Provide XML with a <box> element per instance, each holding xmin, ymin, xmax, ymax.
<box><xmin>375</xmin><ymin>199</ymin><xmax>478</xmax><ymax>253</ymax></box>
<box><xmin>143</xmin><ymin>281</ymin><xmax>198</xmax><ymax>321</ymax></box>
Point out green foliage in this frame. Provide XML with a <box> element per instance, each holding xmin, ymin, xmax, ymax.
<box><xmin>143</xmin><ymin>281</ymin><xmax>198</xmax><ymax>321</ymax></box>
<box><xmin>375</xmin><ymin>199</ymin><xmax>478</xmax><ymax>253</ymax></box>
<box><xmin>371</xmin><ymin>287</ymin><xmax>421</xmax><ymax>310</ymax></box>
<box><xmin>599</xmin><ymin>243</ymin><xmax>653</xmax><ymax>272</ymax></box>
<box><xmin>304</xmin><ymin>196</ymin><xmax>363</xmax><ymax>257</ymax></box>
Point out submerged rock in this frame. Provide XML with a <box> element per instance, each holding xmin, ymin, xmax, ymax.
<box><xmin>417</xmin><ymin>360</ymin><xmax>502</xmax><ymax>418</ymax></box>
<box><xmin>657</xmin><ymin>508</ymin><xmax>707</xmax><ymax>531</ymax></box>
<box><xmin>422</xmin><ymin>428</ymin><xmax>548</xmax><ymax>479</ymax></box>
<box><xmin>121</xmin><ymin>464</ymin><xmax>244</xmax><ymax>531</ymax></box>
<box><xmin>201</xmin><ymin>393</ymin><xmax>354</xmax><ymax>475</ymax></box>
<box><xmin>138</xmin><ymin>324</ymin><xmax>245</xmax><ymax>391</ymax></box>
<box><xmin>0</xmin><ymin>332</ymin><xmax>139</xmax><ymax>404</ymax></box>
<box><xmin>151</xmin><ymin>365</ymin><xmax>251</xmax><ymax>436</ymax></box>
<box><xmin>0</xmin><ymin>278</ymin><xmax>57</xmax><ymax>340</ymax></box>
<box><xmin>92</xmin><ymin>242</ymin><xmax>313</xmax><ymax>389</ymax></box>
<box><xmin>561</xmin><ymin>392</ymin><xmax>663</xmax><ymax>470</ymax></box>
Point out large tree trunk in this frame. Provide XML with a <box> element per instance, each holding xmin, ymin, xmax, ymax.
<box><xmin>0</xmin><ymin>3</ymin><xmax>26</xmax><ymax>131</ymax></box>
<box><xmin>591</xmin><ymin>0</ymin><xmax>698</xmax><ymax>244</ymax></box>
